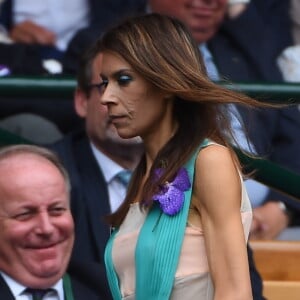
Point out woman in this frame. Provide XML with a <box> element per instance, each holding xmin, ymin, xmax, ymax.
<box><xmin>98</xmin><ymin>13</ymin><xmax>257</xmax><ymax>300</ymax></box>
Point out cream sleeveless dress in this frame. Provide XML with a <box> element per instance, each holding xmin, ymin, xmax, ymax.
<box><xmin>111</xmin><ymin>158</ymin><xmax>252</xmax><ymax>300</ymax></box>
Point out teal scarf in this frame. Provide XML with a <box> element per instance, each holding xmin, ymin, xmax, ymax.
<box><xmin>105</xmin><ymin>140</ymin><xmax>209</xmax><ymax>300</ymax></box>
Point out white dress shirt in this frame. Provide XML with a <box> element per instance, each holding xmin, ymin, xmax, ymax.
<box><xmin>1</xmin><ymin>271</ymin><xmax>64</xmax><ymax>300</ymax></box>
<box><xmin>199</xmin><ymin>43</ymin><xmax>220</xmax><ymax>81</ymax></box>
<box><xmin>13</xmin><ymin>0</ymin><xmax>90</xmax><ymax>51</ymax></box>
<box><xmin>90</xmin><ymin>143</ymin><xmax>128</xmax><ymax>213</ymax></box>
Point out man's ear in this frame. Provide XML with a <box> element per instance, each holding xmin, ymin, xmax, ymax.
<box><xmin>74</xmin><ymin>88</ymin><xmax>88</xmax><ymax>118</ymax></box>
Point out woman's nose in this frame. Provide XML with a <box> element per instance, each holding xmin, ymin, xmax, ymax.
<box><xmin>100</xmin><ymin>83</ymin><xmax>118</xmax><ymax>106</ymax></box>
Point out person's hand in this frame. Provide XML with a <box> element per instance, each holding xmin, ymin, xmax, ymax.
<box><xmin>250</xmin><ymin>201</ymin><xmax>290</xmax><ymax>240</ymax></box>
<box><xmin>9</xmin><ymin>20</ymin><xmax>56</xmax><ymax>45</ymax></box>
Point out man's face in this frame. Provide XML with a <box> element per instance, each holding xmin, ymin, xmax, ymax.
<box><xmin>75</xmin><ymin>53</ymin><xmax>142</xmax><ymax>149</ymax></box>
<box><xmin>149</xmin><ymin>0</ymin><xmax>228</xmax><ymax>43</ymax></box>
<box><xmin>0</xmin><ymin>154</ymin><xmax>74</xmax><ymax>288</ymax></box>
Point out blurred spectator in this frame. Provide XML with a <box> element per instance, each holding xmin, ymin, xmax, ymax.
<box><xmin>148</xmin><ymin>0</ymin><xmax>292</xmax><ymax>82</ymax></box>
<box><xmin>241</xmin><ymin>105</ymin><xmax>300</xmax><ymax>240</ymax></box>
<box><xmin>277</xmin><ymin>0</ymin><xmax>300</xmax><ymax>82</ymax></box>
<box><xmin>0</xmin><ymin>144</ymin><xmax>103</xmax><ymax>299</ymax></box>
<box><xmin>0</xmin><ymin>0</ymin><xmax>145</xmax><ymax>75</ymax></box>
<box><xmin>291</xmin><ymin>0</ymin><xmax>300</xmax><ymax>44</ymax></box>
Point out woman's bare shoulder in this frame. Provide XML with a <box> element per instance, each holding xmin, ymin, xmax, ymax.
<box><xmin>196</xmin><ymin>143</ymin><xmax>236</xmax><ymax>173</ymax></box>
<box><xmin>193</xmin><ymin>144</ymin><xmax>241</xmax><ymax>210</ymax></box>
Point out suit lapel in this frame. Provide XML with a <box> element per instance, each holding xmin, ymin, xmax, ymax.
<box><xmin>73</xmin><ymin>137</ymin><xmax>111</xmax><ymax>258</ymax></box>
<box><xmin>50</xmin><ymin>131</ymin><xmax>111</xmax><ymax>262</ymax></box>
<box><xmin>0</xmin><ymin>275</ymin><xmax>16</xmax><ymax>300</ymax></box>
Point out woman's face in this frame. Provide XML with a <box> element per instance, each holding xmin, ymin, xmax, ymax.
<box><xmin>100</xmin><ymin>51</ymin><xmax>173</xmax><ymax>143</ymax></box>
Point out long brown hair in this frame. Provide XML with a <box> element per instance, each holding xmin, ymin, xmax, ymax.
<box><xmin>98</xmin><ymin>13</ymin><xmax>264</xmax><ymax>227</ymax></box>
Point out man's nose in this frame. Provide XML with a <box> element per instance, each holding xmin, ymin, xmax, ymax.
<box><xmin>35</xmin><ymin>212</ymin><xmax>55</xmax><ymax>235</ymax></box>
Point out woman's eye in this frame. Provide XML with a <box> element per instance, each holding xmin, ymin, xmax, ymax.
<box><xmin>118</xmin><ymin>74</ymin><xmax>132</xmax><ymax>85</ymax></box>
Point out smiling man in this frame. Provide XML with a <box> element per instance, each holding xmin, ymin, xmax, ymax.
<box><xmin>0</xmin><ymin>144</ymin><xmax>102</xmax><ymax>300</ymax></box>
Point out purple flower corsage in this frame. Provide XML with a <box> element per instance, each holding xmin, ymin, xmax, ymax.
<box><xmin>153</xmin><ymin>167</ymin><xmax>191</xmax><ymax>216</ymax></box>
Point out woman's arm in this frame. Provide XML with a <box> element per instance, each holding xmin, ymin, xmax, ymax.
<box><xmin>193</xmin><ymin>144</ymin><xmax>252</xmax><ymax>300</ymax></box>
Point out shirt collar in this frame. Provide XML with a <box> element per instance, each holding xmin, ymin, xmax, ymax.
<box><xmin>0</xmin><ymin>271</ymin><xmax>64</xmax><ymax>299</ymax></box>
<box><xmin>90</xmin><ymin>142</ymin><xmax>124</xmax><ymax>183</ymax></box>
<box><xmin>1</xmin><ymin>271</ymin><xmax>24</xmax><ymax>299</ymax></box>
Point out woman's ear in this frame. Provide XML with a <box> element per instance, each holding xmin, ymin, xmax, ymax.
<box><xmin>74</xmin><ymin>88</ymin><xmax>88</xmax><ymax>118</ymax></box>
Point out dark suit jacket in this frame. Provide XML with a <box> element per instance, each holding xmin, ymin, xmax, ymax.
<box><xmin>0</xmin><ymin>273</ymin><xmax>102</xmax><ymax>299</ymax></box>
<box><xmin>48</xmin><ymin>130</ymin><xmax>112</xmax><ymax>298</ymax></box>
<box><xmin>247</xmin><ymin>245</ymin><xmax>265</xmax><ymax>300</ymax></box>
<box><xmin>0</xmin><ymin>0</ymin><xmax>146</xmax><ymax>74</ymax></box>
<box><xmin>238</xmin><ymin>105</ymin><xmax>300</xmax><ymax>223</ymax></box>
<box><xmin>208</xmin><ymin>0</ymin><xmax>292</xmax><ymax>82</ymax></box>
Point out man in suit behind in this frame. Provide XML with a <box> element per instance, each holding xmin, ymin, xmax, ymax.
<box><xmin>0</xmin><ymin>144</ymin><xmax>102</xmax><ymax>299</ymax></box>
<box><xmin>49</xmin><ymin>44</ymin><xmax>143</xmax><ymax>298</ymax></box>
<box><xmin>0</xmin><ymin>0</ymin><xmax>146</xmax><ymax>74</ymax></box>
